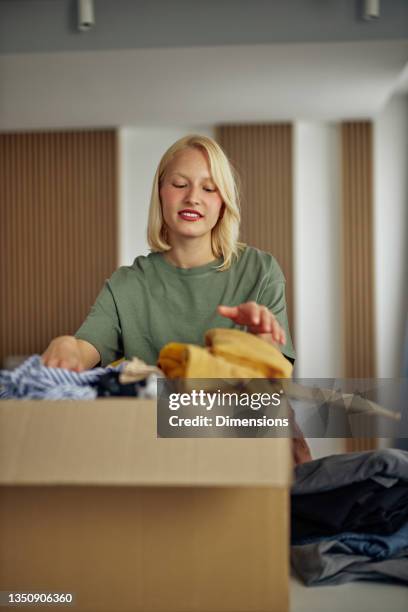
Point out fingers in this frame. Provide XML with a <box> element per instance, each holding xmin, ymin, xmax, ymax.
<box><xmin>60</xmin><ymin>359</ymin><xmax>83</xmax><ymax>372</ymax></box>
<box><xmin>218</xmin><ymin>302</ymin><xmax>260</xmax><ymax>326</ymax></box>
<box><xmin>260</xmin><ymin>307</ymin><xmax>272</xmax><ymax>332</ymax></box>
<box><xmin>42</xmin><ymin>356</ymin><xmax>80</xmax><ymax>370</ymax></box>
<box><xmin>42</xmin><ymin>356</ymin><xmax>58</xmax><ymax>368</ymax></box>
<box><xmin>279</xmin><ymin>327</ymin><xmax>286</xmax><ymax>346</ymax></box>
<box><xmin>244</xmin><ymin>302</ymin><xmax>261</xmax><ymax>326</ymax></box>
<box><xmin>217</xmin><ymin>305</ymin><xmax>239</xmax><ymax>320</ymax></box>
<box><xmin>40</xmin><ymin>336</ymin><xmax>85</xmax><ymax>371</ymax></box>
<box><xmin>247</xmin><ymin>307</ymin><xmax>270</xmax><ymax>332</ymax></box>
<box><xmin>219</xmin><ymin>302</ymin><xmax>286</xmax><ymax>345</ymax></box>
<box><xmin>248</xmin><ymin>306</ymin><xmax>285</xmax><ymax>344</ymax></box>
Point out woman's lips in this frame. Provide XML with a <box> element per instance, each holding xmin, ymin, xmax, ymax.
<box><xmin>178</xmin><ymin>210</ymin><xmax>203</xmax><ymax>221</ymax></box>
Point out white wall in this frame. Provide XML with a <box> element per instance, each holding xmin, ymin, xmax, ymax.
<box><xmin>373</xmin><ymin>94</ymin><xmax>408</xmax><ymax>378</ymax></box>
<box><xmin>118</xmin><ymin>126</ymin><xmax>215</xmax><ymax>266</ymax></box>
<box><xmin>293</xmin><ymin>122</ymin><xmax>343</xmax><ymax>378</ymax></box>
<box><xmin>293</xmin><ymin>122</ymin><xmax>344</xmax><ymax>458</ymax></box>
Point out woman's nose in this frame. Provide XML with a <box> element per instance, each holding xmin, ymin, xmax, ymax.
<box><xmin>185</xmin><ymin>185</ymin><xmax>201</xmax><ymax>204</ymax></box>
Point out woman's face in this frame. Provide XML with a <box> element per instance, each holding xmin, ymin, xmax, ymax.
<box><xmin>159</xmin><ymin>147</ymin><xmax>224</xmax><ymax>244</ymax></box>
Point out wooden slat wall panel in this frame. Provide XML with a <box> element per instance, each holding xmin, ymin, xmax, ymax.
<box><xmin>216</xmin><ymin>124</ymin><xmax>294</xmax><ymax>334</ymax></box>
<box><xmin>347</xmin><ymin>436</ymin><xmax>377</xmax><ymax>453</ymax></box>
<box><xmin>0</xmin><ymin>130</ymin><xmax>118</xmax><ymax>367</ymax></box>
<box><xmin>341</xmin><ymin>122</ymin><xmax>377</xmax><ymax>452</ymax></box>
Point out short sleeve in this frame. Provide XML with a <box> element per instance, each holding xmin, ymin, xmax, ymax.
<box><xmin>75</xmin><ymin>281</ymin><xmax>123</xmax><ymax>367</ymax></box>
<box><xmin>258</xmin><ymin>258</ymin><xmax>296</xmax><ymax>362</ymax></box>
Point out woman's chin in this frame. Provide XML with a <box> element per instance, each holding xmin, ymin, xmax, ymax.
<box><xmin>172</xmin><ymin>227</ymin><xmax>210</xmax><ymax>240</ymax></box>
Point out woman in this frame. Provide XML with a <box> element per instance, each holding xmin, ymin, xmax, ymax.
<box><xmin>42</xmin><ymin>134</ymin><xmax>296</xmax><ymax>371</ymax></box>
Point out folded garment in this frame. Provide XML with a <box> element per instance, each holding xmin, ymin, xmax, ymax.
<box><xmin>205</xmin><ymin>328</ymin><xmax>293</xmax><ymax>378</ymax></box>
<box><xmin>291</xmin><ymin>449</ymin><xmax>408</xmax><ymax>548</ymax></box>
<box><xmin>158</xmin><ymin>328</ymin><xmax>292</xmax><ymax>379</ymax></box>
<box><xmin>292</xmin><ymin>479</ymin><xmax>408</xmax><ymax>541</ymax></box>
<box><xmin>158</xmin><ymin>342</ymin><xmax>262</xmax><ymax>379</ymax></box>
<box><xmin>291</xmin><ymin>539</ymin><xmax>408</xmax><ymax>586</ymax></box>
<box><xmin>292</xmin><ymin>449</ymin><xmax>408</xmax><ymax>495</ymax></box>
<box><xmin>295</xmin><ymin>521</ymin><xmax>408</xmax><ymax>561</ymax></box>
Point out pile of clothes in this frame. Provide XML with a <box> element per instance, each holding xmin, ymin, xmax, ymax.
<box><xmin>0</xmin><ymin>329</ymin><xmax>293</xmax><ymax>401</ymax></box>
<box><xmin>291</xmin><ymin>449</ymin><xmax>408</xmax><ymax>586</ymax></box>
<box><xmin>0</xmin><ymin>328</ymin><xmax>292</xmax><ymax>401</ymax></box>
<box><xmin>158</xmin><ymin>327</ymin><xmax>292</xmax><ymax>378</ymax></box>
<box><xmin>0</xmin><ymin>355</ymin><xmax>160</xmax><ymax>399</ymax></box>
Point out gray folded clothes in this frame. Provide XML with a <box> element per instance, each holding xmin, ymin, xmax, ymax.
<box><xmin>291</xmin><ymin>539</ymin><xmax>408</xmax><ymax>586</ymax></box>
<box><xmin>292</xmin><ymin>449</ymin><xmax>408</xmax><ymax>495</ymax></box>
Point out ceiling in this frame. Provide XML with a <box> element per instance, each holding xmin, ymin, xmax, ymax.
<box><xmin>0</xmin><ymin>1</ymin><xmax>407</xmax><ymax>131</ymax></box>
<box><xmin>1</xmin><ymin>0</ymin><xmax>407</xmax><ymax>53</ymax></box>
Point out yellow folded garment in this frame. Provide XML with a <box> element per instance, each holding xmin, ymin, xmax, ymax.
<box><xmin>206</xmin><ymin>328</ymin><xmax>292</xmax><ymax>378</ymax></box>
<box><xmin>158</xmin><ymin>342</ymin><xmax>261</xmax><ymax>379</ymax></box>
<box><xmin>158</xmin><ymin>328</ymin><xmax>292</xmax><ymax>379</ymax></box>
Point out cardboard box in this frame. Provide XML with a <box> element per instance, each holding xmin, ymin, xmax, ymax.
<box><xmin>0</xmin><ymin>400</ymin><xmax>291</xmax><ymax>612</ymax></box>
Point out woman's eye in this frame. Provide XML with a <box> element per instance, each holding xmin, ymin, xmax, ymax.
<box><xmin>203</xmin><ymin>187</ymin><xmax>216</xmax><ymax>192</ymax></box>
<box><xmin>173</xmin><ymin>183</ymin><xmax>186</xmax><ymax>189</ymax></box>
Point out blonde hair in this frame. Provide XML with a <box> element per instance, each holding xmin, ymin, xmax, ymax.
<box><xmin>147</xmin><ymin>134</ymin><xmax>243</xmax><ymax>271</ymax></box>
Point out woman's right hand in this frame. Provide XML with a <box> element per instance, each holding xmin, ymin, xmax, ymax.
<box><xmin>42</xmin><ymin>336</ymin><xmax>99</xmax><ymax>372</ymax></box>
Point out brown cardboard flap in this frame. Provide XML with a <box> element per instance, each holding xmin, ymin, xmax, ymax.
<box><xmin>0</xmin><ymin>400</ymin><xmax>291</xmax><ymax>486</ymax></box>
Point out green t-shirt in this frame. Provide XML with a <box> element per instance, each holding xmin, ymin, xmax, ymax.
<box><xmin>75</xmin><ymin>246</ymin><xmax>296</xmax><ymax>366</ymax></box>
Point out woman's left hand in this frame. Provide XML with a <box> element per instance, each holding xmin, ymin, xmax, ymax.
<box><xmin>217</xmin><ymin>302</ymin><xmax>286</xmax><ymax>345</ymax></box>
